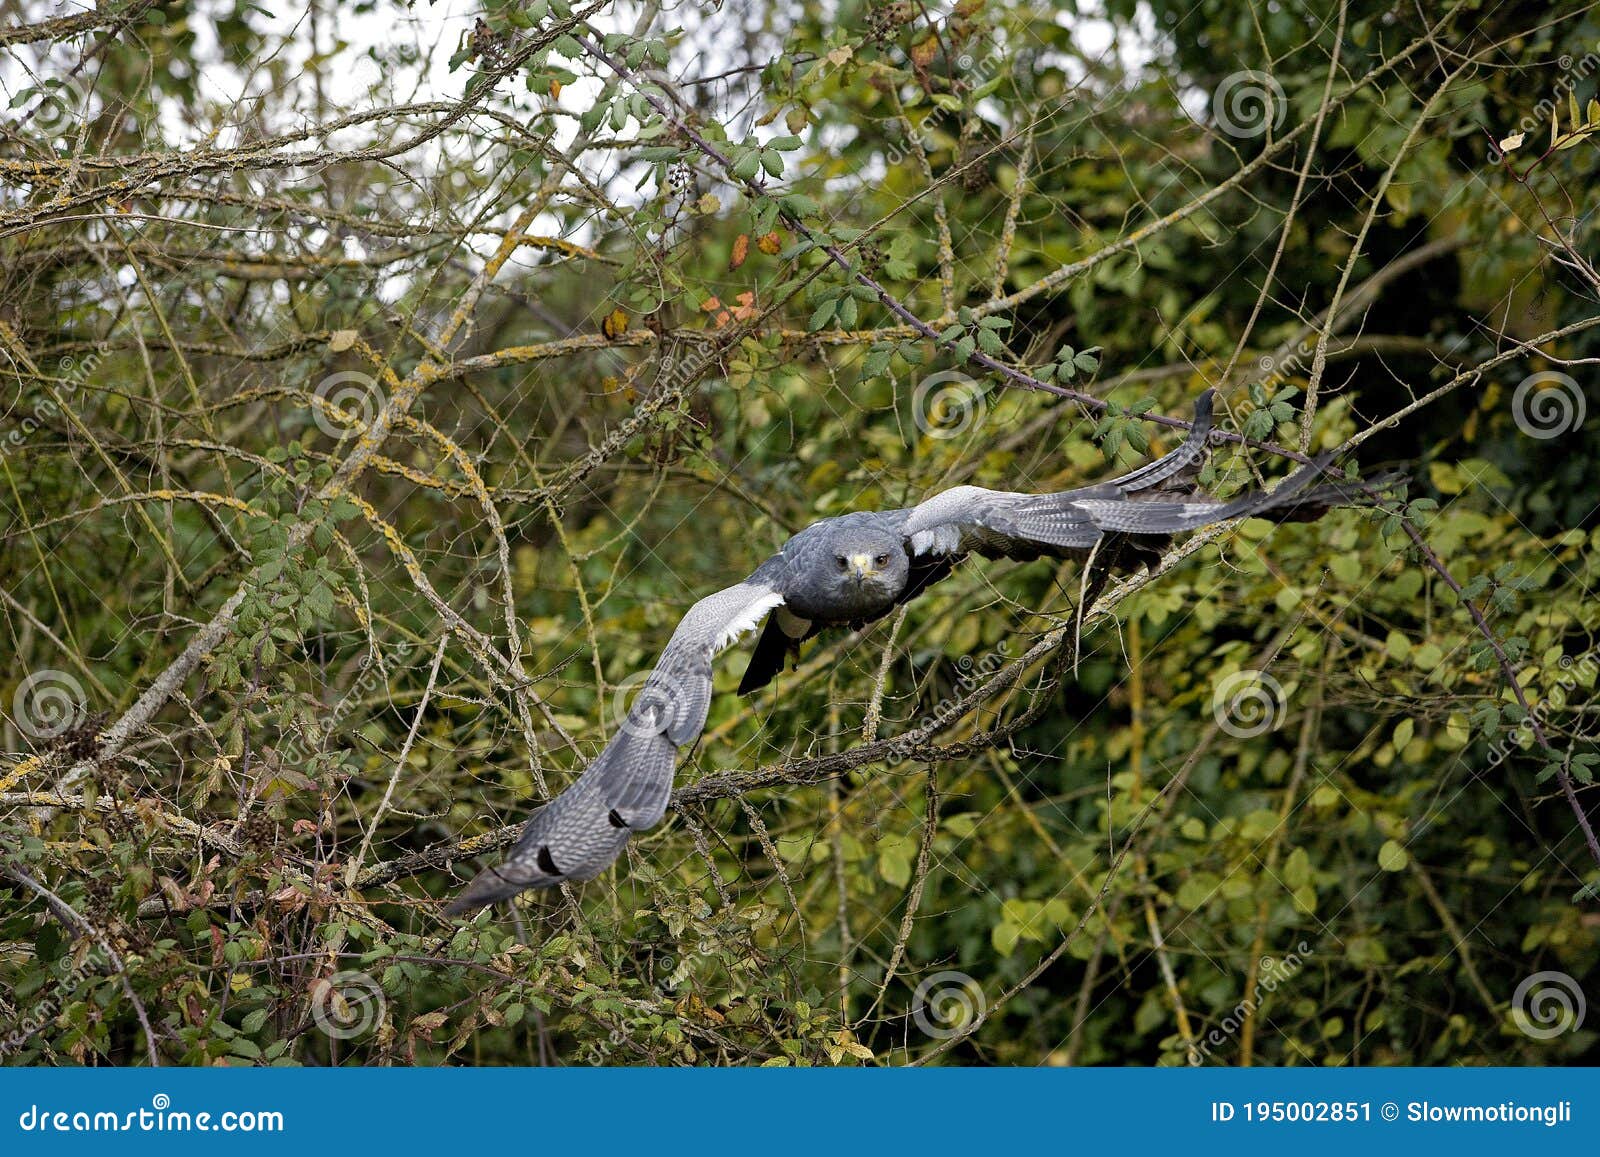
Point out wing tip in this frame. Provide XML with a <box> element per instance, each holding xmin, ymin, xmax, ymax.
<box><xmin>441</xmin><ymin>875</ymin><xmax>504</xmax><ymax>917</ymax></box>
<box><xmin>442</xmin><ymin>855</ymin><xmax>559</xmax><ymax>916</ymax></box>
<box><xmin>441</xmin><ymin>892</ymin><xmax>489</xmax><ymax>918</ymax></box>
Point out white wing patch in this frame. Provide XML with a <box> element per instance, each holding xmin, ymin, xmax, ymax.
<box><xmin>712</xmin><ymin>590</ymin><xmax>786</xmax><ymax>653</ymax></box>
<box><xmin>909</xmin><ymin>524</ymin><xmax>965</xmax><ymax>556</ymax></box>
<box><xmin>902</xmin><ymin>485</ymin><xmax>1000</xmax><ymax>555</ymax></box>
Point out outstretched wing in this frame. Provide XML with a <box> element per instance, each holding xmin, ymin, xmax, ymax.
<box><xmin>446</xmin><ymin>561</ymin><xmax>787</xmax><ymax>913</ymax></box>
<box><xmin>898</xmin><ymin>390</ymin><xmax>1217</xmax><ymax>558</ymax></box>
<box><xmin>734</xmin><ymin>396</ymin><xmax>1223</xmax><ymax>697</ymax></box>
<box><xmin>900</xmin><ymin>391</ymin><xmax>1379</xmax><ymax>560</ymax></box>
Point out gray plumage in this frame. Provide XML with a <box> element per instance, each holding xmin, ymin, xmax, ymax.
<box><xmin>446</xmin><ymin>390</ymin><xmax>1394</xmax><ymax>913</ymax></box>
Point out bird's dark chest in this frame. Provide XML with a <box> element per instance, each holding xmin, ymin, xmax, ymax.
<box><xmin>783</xmin><ymin>581</ymin><xmax>902</xmax><ymax>625</ymax></box>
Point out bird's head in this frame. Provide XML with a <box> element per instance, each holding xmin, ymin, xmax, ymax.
<box><xmin>823</xmin><ymin>526</ymin><xmax>908</xmax><ymax>595</ymax></box>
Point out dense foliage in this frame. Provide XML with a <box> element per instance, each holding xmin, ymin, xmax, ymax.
<box><xmin>2</xmin><ymin>0</ymin><xmax>1598</xmax><ymax>1066</ymax></box>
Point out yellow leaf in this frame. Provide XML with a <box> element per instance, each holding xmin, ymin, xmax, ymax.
<box><xmin>412</xmin><ymin>1010</ymin><xmax>448</xmax><ymax>1035</ymax></box>
<box><xmin>1392</xmin><ymin>717</ymin><xmax>1414</xmax><ymax>752</ymax></box>
<box><xmin>328</xmin><ymin>329</ymin><xmax>358</xmax><ymax>352</ymax></box>
<box><xmin>1497</xmin><ymin>131</ymin><xmax>1524</xmax><ymax>152</ymax></box>
<box><xmin>601</xmin><ymin>309</ymin><xmax>629</xmax><ymax>340</ymax></box>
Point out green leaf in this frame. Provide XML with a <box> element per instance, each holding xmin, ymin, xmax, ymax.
<box><xmin>861</xmin><ymin>345</ymin><xmax>894</xmax><ymax>377</ymax></box>
<box><xmin>779</xmin><ymin>194</ymin><xmax>820</xmax><ymax>217</ymax></box>
<box><xmin>1377</xmin><ymin>840</ymin><xmax>1409</xmax><ymax>872</ymax></box>
<box><xmin>1392</xmin><ymin>718</ymin><xmax>1414</xmax><ymax>752</ymax></box>
<box><xmin>879</xmin><ymin>851</ymin><xmax>911</xmax><ymax>888</ymax></box>
<box><xmin>1411</xmin><ymin>643</ymin><xmax>1443</xmax><ymax>671</ymax></box>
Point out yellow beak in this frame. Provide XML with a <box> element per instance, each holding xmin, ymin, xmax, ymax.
<box><xmin>848</xmin><ymin>553</ymin><xmax>875</xmax><ymax>579</ymax></box>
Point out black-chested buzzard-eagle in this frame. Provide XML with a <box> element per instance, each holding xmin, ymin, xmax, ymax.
<box><xmin>446</xmin><ymin>391</ymin><xmax>1391</xmax><ymax>913</ymax></box>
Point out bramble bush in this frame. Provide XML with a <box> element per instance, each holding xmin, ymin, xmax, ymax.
<box><xmin>1</xmin><ymin>0</ymin><xmax>1597</xmax><ymax>1066</ymax></box>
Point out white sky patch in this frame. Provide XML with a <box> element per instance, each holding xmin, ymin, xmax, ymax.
<box><xmin>2</xmin><ymin>0</ymin><xmax>1164</xmax><ymax>299</ymax></box>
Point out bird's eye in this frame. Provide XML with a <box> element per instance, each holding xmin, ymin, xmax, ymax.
<box><xmin>874</xmin><ymin>553</ymin><xmax>889</xmax><ymax>566</ymax></box>
<box><xmin>836</xmin><ymin>556</ymin><xmax>848</xmax><ymax>569</ymax></box>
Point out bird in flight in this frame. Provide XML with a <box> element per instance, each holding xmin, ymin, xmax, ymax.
<box><xmin>446</xmin><ymin>391</ymin><xmax>1391</xmax><ymax>913</ymax></box>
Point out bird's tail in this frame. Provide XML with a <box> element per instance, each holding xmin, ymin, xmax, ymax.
<box><xmin>738</xmin><ymin>613</ymin><xmax>801</xmax><ymax>696</ymax></box>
